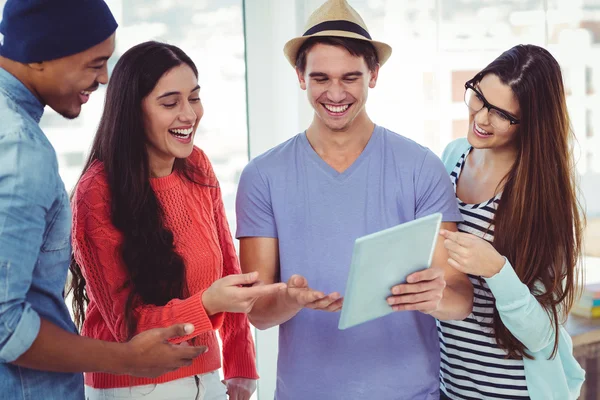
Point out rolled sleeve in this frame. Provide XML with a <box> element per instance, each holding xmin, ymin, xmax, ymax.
<box><xmin>0</xmin><ymin>298</ymin><xmax>41</xmax><ymax>362</ymax></box>
<box><xmin>0</xmin><ymin>131</ymin><xmax>54</xmax><ymax>362</ymax></box>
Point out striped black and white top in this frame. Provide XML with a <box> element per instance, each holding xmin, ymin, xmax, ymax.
<box><xmin>437</xmin><ymin>148</ymin><xmax>530</xmax><ymax>400</ymax></box>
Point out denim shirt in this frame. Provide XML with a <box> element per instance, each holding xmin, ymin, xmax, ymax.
<box><xmin>0</xmin><ymin>68</ymin><xmax>83</xmax><ymax>399</ymax></box>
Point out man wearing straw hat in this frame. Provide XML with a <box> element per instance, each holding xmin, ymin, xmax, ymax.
<box><xmin>236</xmin><ymin>0</ymin><xmax>473</xmax><ymax>398</ymax></box>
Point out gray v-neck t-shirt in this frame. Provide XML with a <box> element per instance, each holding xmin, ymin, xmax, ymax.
<box><xmin>236</xmin><ymin>125</ymin><xmax>462</xmax><ymax>400</ymax></box>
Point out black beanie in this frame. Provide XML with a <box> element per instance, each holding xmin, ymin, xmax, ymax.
<box><xmin>0</xmin><ymin>0</ymin><xmax>118</xmax><ymax>63</ymax></box>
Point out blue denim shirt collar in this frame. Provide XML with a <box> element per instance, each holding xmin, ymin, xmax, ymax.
<box><xmin>0</xmin><ymin>67</ymin><xmax>44</xmax><ymax>123</ymax></box>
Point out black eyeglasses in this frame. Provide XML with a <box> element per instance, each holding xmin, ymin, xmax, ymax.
<box><xmin>464</xmin><ymin>82</ymin><xmax>520</xmax><ymax>132</ymax></box>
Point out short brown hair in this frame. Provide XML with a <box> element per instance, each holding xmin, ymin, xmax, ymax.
<box><xmin>295</xmin><ymin>36</ymin><xmax>379</xmax><ymax>74</ymax></box>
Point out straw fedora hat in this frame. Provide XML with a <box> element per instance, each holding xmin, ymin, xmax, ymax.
<box><xmin>283</xmin><ymin>0</ymin><xmax>392</xmax><ymax>68</ymax></box>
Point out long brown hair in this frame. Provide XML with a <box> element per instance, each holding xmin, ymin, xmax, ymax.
<box><xmin>468</xmin><ymin>44</ymin><xmax>584</xmax><ymax>359</ymax></box>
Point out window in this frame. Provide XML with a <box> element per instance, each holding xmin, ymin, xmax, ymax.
<box><xmin>0</xmin><ymin>0</ymin><xmax>248</xmax><ymax>231</ymax></box>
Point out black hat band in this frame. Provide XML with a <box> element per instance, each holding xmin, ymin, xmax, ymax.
<box><xmin>303</xmin><ymin>20</ymin><xmax>371</xmax><ymax>40</ymax></box>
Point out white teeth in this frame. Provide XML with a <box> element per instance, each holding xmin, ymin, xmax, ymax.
<box><xmin>80</xmin><ymin>91</ymin><xmax>91</xmax><ymax>96</ymax></box>
<box><xmin>475</xmin><ymin>123</ymin><xmax>491</xmax><ymax>136</ymax></box>
<box><xmin>324</xmin><ymin>104</ymin><xmax>349</xmax><ymax>113</ymax></box>
<box><xmin>169</xmin><ymin>127</ymin><xmax>193</xmax><ymax>138</ymax></box>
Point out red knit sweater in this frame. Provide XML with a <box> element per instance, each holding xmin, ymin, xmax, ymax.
<box><xmin>71</xmin><ymin>147</ymin><xmax>258</xmax><ymax>388</ymax></box>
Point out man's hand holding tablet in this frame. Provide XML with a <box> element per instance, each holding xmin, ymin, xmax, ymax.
<box><xmin>386</xmin><ymin>266</ymin><xmax>446</xmax><ymax>314</ymax></box>
<box><xmin>338</xmin><ymin>213</ymin><xmax>444</xmax><ymax>330</ymax></box>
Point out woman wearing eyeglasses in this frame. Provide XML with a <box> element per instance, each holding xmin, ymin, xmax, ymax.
<box><xmin>436</xmin><ymin>44</ymin><xmax>585</xmax><ymax>400</ymax></box>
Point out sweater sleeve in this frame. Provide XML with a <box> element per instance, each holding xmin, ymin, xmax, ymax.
<box><xmin>71</xmin><ymin>166</ymin><xmax>222</xmax><ymax>343</ymax></box>
<box><xmin>484</xmin><ymin>258</ymin><xmax>558</xmax><ymax>353</ymax></box>
<box><xmin>441</xmin><ymin>138</ymin><xmax>470</xmax><ymax>175</ymax></box>
<box><xmin>199</xmin><ymin>153</ymin><xmax>258</xmax><ymax>380</ymax></box>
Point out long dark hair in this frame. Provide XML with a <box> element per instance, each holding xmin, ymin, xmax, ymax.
<box><xmin>68</xmin><ymin>41</ymin><xmax>209</xmax><ymax>338</ymax></box>
<box><xmin>468</xmin><ymin>44</ymin><xmax>584</xmax><ymax>359</ymax></box>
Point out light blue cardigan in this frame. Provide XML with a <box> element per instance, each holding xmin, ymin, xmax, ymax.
<box><xmin>441</xmin><ymin>138</ymin><xmax>585</xmax><ymax>400</ymax></box>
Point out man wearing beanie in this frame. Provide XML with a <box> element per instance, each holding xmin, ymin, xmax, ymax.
<box><xmin>236</xmin><ymin>0</ymin><xmax>473</xmax><ymax>398</ymax></box>
<box><xmin>0</xmin><ymin>1</ymin><xmax>207</xmax><ymax>399</ymax></box>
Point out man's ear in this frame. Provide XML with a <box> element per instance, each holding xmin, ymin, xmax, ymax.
<box><xmin>368</xmin><ymin>64</ymin><xmax>380</xmax><ymax>89</ymax></box>
<box><xmin>296</xmin><ymin>67</ymin><xmax>307</xmax><ymax>90</ymax></box>
<box><xmin>27</xmin><ymin>62</ymin><xmax>45</xmax><ymax>72</ymax></box>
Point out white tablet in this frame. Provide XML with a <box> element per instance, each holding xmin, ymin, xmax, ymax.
<box><xmin>338</xmin><ymin>213</ymin><xmax>442</xmax><ymax>330</ymax></box>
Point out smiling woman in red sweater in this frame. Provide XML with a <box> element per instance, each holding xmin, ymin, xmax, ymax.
<box><xmin>69</xmin><ymin>41</ymin><xmax>283</xmax><ymax>400</ymax></box>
